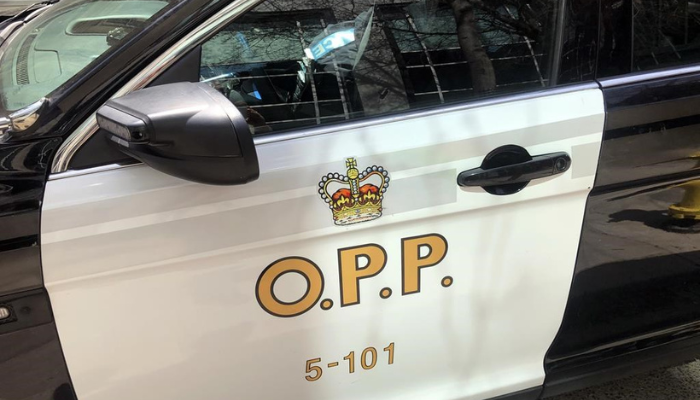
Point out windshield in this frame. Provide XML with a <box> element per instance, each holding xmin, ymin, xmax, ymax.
<box><xmin>0</xmin><ymin>0</ymin><xmax>174</xmax><ymax>113</ymax></box>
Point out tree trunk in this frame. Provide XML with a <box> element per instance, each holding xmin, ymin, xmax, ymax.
<box><xmin>448</xmin><ymin>0</ymin><xmax>496</xmax><ymax>93</ymax></box>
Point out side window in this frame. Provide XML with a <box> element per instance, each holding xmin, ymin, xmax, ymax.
<box><xmin>599</xmin><ymin>0</ymin><xmax>700</xmax><ymax>77</ymax></box>
<box><xmin>633</xmin><ymin>1</ymin><xmax>700</xmax><ymax>71</ymax></box>
<box><xmin>200</xmin><ymin>0</ymin><xmax>558</xmax><ymax>134</ymax></box>
<box><xmin>557</xmin><ymin>0</ymin><xmax>599</xmax><ymax>85</ymax></box>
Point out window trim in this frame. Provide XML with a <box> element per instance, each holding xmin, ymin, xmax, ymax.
<box><xmin>599</xmin><ymin>63</ymin><xmax>700</xmax><ymax>88</ymax></box>
<box><xmin>51</xmin><ymin>0</ymin><xmax>569</xmax><ymax>174</ymax></box>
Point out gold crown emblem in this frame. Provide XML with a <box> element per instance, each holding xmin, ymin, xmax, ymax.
<box><xmin>318</xmin><ymin>158</ymin><xmax>390</xmax><ymax>226</ymax></box>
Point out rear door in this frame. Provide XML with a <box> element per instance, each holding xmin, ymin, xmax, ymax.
<box><xmin>40</xmin><ymin>1</ymin><xmax>605</xmax><ymax>399</ymax></box>
<box><xmin>545</xmin><ymin>0</ymin><xmax>700</xmax><ymax>394</ymax></box>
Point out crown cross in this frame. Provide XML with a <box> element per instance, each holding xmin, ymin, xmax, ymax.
<box><xmin>318</xmin><ymin>158</ymin><xmax>391</xmax><ymax>226</ymax></box>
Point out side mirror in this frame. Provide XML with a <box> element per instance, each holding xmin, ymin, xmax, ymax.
<box><xmin>96</xmin><ymin>82</ymin><xmax>259</xmax><ymax>185</ymax></box>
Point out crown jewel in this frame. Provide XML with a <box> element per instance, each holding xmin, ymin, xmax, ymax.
<box><xmin>318</xmin><ymin>158</ymin><xmax>390</xmax><ymax>226</ymax></box>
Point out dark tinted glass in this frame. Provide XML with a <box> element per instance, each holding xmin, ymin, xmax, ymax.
<box><xmin>557</xmin><ymin>0</ymin><xmax>598</xmax><ymax>84</ymax></box>
<box><xmin>633</xmin><ymin>0</ymin><xmax>700</xmax><ymax>71</ymax></box>
<box><xmin>599</xmin><ymin>0</ymin><xmax>700</xmax><ymax>77</ymax></box>
<box><xmin>199</xmin><ymin>0</ymin><xmax>557</xmax><ymax>135</ymax></box>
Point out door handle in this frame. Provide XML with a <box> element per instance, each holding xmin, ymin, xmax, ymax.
<box><xmin>457</xmin><ymin>145</ymin><xmax>571</xmax><ymax>195</ymax></box>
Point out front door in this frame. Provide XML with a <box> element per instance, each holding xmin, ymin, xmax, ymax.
<box><xmin>40</xmin><ymin>1</ymin><xmax>605</xmax><ymax>399</ymax></box>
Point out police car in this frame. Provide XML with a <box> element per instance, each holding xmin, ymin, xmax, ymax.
<box><xmin>0</xmin><ymin>0</ymin><xmax>698</xmax><ymax>399</ymax></box>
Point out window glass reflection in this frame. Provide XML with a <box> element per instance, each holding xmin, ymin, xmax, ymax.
<box><xmin>200</xmin><ymin>0</ymin><xmax>557</xmax><ymax>134</ymax></box>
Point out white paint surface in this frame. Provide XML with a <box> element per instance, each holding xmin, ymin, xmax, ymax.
<box><xmin>42</xmin><ymin>89</ymin><xmax>605</xmax><ymax>400</ymax></box>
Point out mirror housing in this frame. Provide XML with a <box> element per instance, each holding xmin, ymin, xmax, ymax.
<box><xmin>96</xmin><ymin>82</ymin><xmax>259</xmax><ymax>185</ymax></box>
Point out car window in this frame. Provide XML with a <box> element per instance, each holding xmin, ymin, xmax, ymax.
<box><xmin>0</xmin><ymin>0</ymin><xmax>176</xmax><ymax>113</ymax></box>
<box><xmin>598</xmin><ymin>0</ymin><xmax>700</xmax><ymax>77</ymax></box>
<box><xmin>633</xmin><ymin>0</ymin><xmax>700</xmax><ymax>71</ymax></box>
<box><xmin>199</xmin><ymin>0</ymin><xmax>558</xmax><ymax>135</ymax></box>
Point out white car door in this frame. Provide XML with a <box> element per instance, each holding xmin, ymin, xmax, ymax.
<box><xmin>40</xmin><ymin>0</ymin><xmax>605</xmax><ymax>399</ymax></box>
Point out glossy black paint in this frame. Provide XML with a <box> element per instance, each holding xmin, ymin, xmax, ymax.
<box><xmin>98</xmin><ymin>82</ymin><xmax>259</xmax><ymax>185</ymax></box>
<box><xmin>70</xmin><ymin>46</ymin><xmax>203</xmax><ymax>171</ymax></box>
<box><xmin>486</xmin><ymin>387</ymin><xmax>542</xmax><ymax>400</ymax></box>
<box><xmin>457</xmin><ymin>145</ymin><xmax>571</xmax><ymax>194</ymax></box>
<box><xmin>543</xmin><ymin>71</ymin><xmax>700</xmax><ymax>396</ymax></box>
<box><xmin>0</xmin><ymin>138</ymin><xmax>76</xmax><ymax>399</ymax></box>
<box><xmin>0</xmin><ymin>318</ymin><xmax>75</xmax><ymax>400</ymax></box>
<box><xmin>0</xmin><ymin>139</ymin><xmax>59</xmax><ymax>295</ymax></box>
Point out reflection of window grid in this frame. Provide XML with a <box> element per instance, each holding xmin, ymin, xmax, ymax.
<box><xmin>504</xmin><ymin>5</ymin><xmax>545</xmax><ymax>86</ymax></box>
<box><xmin>321</xmin><ymin>18</ymin><xmax>351</xmax><ymax>120</ymax></box>
<box><xmin>296</xmin><ymin>20</ymin><xmax>322</xmax><ymax>124</ymax></box>
<box><xmin>202</xmin><ymin>2</ymin><xmax>551</xmax><ymax>131</ymax></box>
<box><xmin>380</xmin><ymin>3</ymin><xmax>548</xmax><ymax>103</ymax></box>
<box><xmin>405</xmin><ymin>12</ymin><xmax>445</xmax><ymax>102</ymax></box>
<box><xmin>201</xmin><ymin>10</ymin><xmax>353</xmax><ymax>129</ymax></box>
